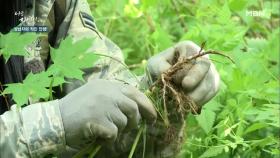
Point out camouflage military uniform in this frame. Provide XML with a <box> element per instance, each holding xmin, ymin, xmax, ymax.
<box><xmin>0</xmin><ymin>0</ymin><xmax>180</xmax><ymax>157</ymax></box>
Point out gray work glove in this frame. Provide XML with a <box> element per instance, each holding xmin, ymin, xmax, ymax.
<box><xmin>147</xmin><ymin>41</ymin><xmax>220</xmax><ymax>109</ymax></box>
<box><xmin>58</xmin><ymin>79</ymin><xmax>157</xmax><ymax>149</ymax></box>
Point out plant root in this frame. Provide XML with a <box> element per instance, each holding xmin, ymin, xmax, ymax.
<box><xmin>149</xmin><ymin>44</ymin><xmax>234</xmax><ymax>150</ymax></box>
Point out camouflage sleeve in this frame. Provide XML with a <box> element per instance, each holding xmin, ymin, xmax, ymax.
<box><xmin>0</xmin><ymin>100</ymin><xmax>66</xmax><ymax>158</ymax></box>
<box><xmin>52</xmin><ymin>0</ymin><xmax>181</xmax><ymax>157</ymax></box>
<box><xmin>53</xmin><ymin>0</ymin><xmax>140</xmax><ymax>95</ymax></box>
<box><xmin>53</xmin><ymin>0</ymin><xmax>181</xmax><ymax>158</ymax></box>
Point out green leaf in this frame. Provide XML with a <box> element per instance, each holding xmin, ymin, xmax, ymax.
<box><xmin>216</xmin><ymin>4</ymin><xmax>231</xmax><ymax>23</ymax></box>
<box><xmin>2</xmin><ymin>83</ymin><xmax>30</xmax><ymax>106</ymax></box>
<box><xmin>243</xmin><ymin>123</ymin><xmax>268</xmax><ymax>135</ymax></box>
<box><xmin>246</xmin><ymin>37</ymin><xmax>268</xmax><ymax>53</ymax></box>
<box><xmin>204</xmin><ymin>99</ymin><xmax>223</xmax><ymax>112</ymax></box>
<box><xmin>229</xmin><ymin>0</ymin><xmax>248</xmax><ymax>11</ymax></box>
<box><xmin>3</xmin><ymin>72</ymin><xmax>51</xmax><ymax>106</ymax></box>
<box><xmin>199</xmin><ymin>146</ymin><xmax>224</xmax><ymax>158</ymax></box>
<box><xmin>196</xmin><ymin>109</ymin><xmax>216</xmax><ymax>134</ymax></box>
<box><xmin>251</xmin><ymin>137</ymin><xmax>277</xmax><ymax>148</ymax></box>
<box><xmin>124</xmin><ymin>2</ymin><xmax>143</xmax><ymax>18</ymax></box>
<box><xmin>150</xmin><ymin>25</ymin><xmax>173</xmax><ymax>52</ymax></box>
<box><xmin>245</xmin><ymin>104</ymin><xmax>280</xmax><ymax>128</ymax></box>
<box><xmin>0</xmin><ymin>32</ymin><xmax>37</xmax><ymax>61</ymax></box>
<box><xmin>49</xmin><ymin>36</ymin><xmax>99</xmax><ymax>81</ymax></box>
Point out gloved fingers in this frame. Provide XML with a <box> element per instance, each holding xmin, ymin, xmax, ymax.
<box><xmin>109</xmin><ymin>108</ymin><xmax>128</xmax><ymax>133</ymax></box>
<box><xmin>158</xmin><ymin>41</ymin><xmax>202</xmax><ymax>62</ymax></box>
<box><xmin>117</xmin><ymin>95</ymin><xmax>141</xmax><ymax>130</ymax></box>
<box><xmin>174</xmin><ymin>41</ymin><xmax>202</xmax><ymax>58</ymax></box>
<box><xmin>182</xmin><ymin>57</ymin><xmax>211</xmax><ymax>91</ymax></box>
<box><xmin>197</xmin><ymin>64</ymin><xmax>220</xmax><ymax>105</ymax></box>
<box><xmin>187</xmin><ymin>69</ymin><xmax>213</xmax><ymax>106</ymax></box>
<box><xmin>159</xmin><ymin>47</ymin><xmax>176</xmax><ymax>62</ymax></box>
<box><xmin>172</xmin><ymin>63</ymin><xmax>193</xmax><ymax>85</ymax></box>
<box><xmin>120</xmin><ymin>84</ymin><xmax>157</xmax><ymax>123</ymax></box>
<box><xmin>147</xmin><ymin>56</ymin><xmax>172</xmax><ymax>78</ymax></box>
<box><xmin>147</xmin><ymin>41</ymin><xmax>207</xmax><ymax>79</ymax></box>
<box><xmin>94</xmin><ymin>120</ymin><xmax>118</xmax><ymax>144</ymax></box>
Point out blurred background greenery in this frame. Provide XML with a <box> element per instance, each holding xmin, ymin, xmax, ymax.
<box><xmin>88</xmin><ymin>0</ymin><xmax>279</xmax><ymax>157</ymax></box>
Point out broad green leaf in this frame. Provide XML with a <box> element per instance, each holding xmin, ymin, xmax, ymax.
<box><xmin>245</xmin><ymin>104</ymin><xmax>280</xmax><ymax>128</ymax></box>
<box><xmin>204</xmin><ymin>99</ymin><xmax>223</xmax><ymax>112</ymax></box>
<box><xmin>199</xmin><ymin>146</ymin><xmax>224</xmax><ymax>158</ymax></box>
<box><xmin>49</xmin><ymin>37</ymin><xmax>99</xmax><ymax>81</ymax></box>
<box><xmin>216</xmin><ymin>4</ymin><xmax>231</xmax><ymax>24</ymax></box>
<box><xmin>2</xmin><ymin>83</ymin><xmax>30</xmax><ymax>106</ymax></box>
<box><xmin>243</xmin><ymin>123</ymin><xmax>268</xmax><ymax>135</ymax></box>
<box><xmin>0</xmin><ymin>32</ymin><xmax>37</xmax><ymax>61</ymax></box>
<box><xmin>196</xmin><ymin>109</ymin><xmax>216</xmax><ymax>134</ymax></box>
<box><xmin>251</xmin><ymin>137</ymin><xmax>277</xmax><ymax>148</ymax></box>
<box><xmin>2</xmin><ymin>72</ymin><xmax>51</xmax><ymax>106</ymax></box>
<box><xmin>229</xmin><ymin>0</ymin><xmax>248</xmax><ymax>11</ymax></box>
<box><xmin>246</xmin><ymin>37</ymin><xmax>268</xmax><ymax>53</ymax></box>
<box><xmin>150</xmin><ymin>25</ymin><xmax>173</xmax><ymax>52</ymax></box>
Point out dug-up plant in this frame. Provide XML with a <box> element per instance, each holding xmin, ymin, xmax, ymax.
<box><xmin>74</xmin><ymin>43</ymin><xmax>234</xmax><ymax>158</ymax></box>
<box><xmin>144</xmin><ymin>43</ymin><xmax>234</xmax><ymax>156</ymax></box>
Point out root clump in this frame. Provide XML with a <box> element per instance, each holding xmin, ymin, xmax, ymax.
<box><xmin>149</xmin><ymin>45</ymin><xmax>234</xmax><ymax>151</ymax></box>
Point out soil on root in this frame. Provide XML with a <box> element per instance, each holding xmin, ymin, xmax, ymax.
<box><xmin>148</xmin><ymin>45</ymin><xmax>234</xmax><ymax>152</ymax></box>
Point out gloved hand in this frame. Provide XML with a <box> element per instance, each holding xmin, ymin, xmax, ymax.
<box><xmin>58</xmin><ymin>79</ymin><xmax>157</xmax><ymax>149</ymax></box>
<box><xmin>147</xmin><ymin>41</ymin><xmax>220</xmax><ymax>108</ymax></box>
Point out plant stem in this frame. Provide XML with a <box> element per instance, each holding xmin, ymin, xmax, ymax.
<box><xmin>48</xmin><ymin>77</ymin><xmax>54</xmax><ymax>101</ymax></box>
<box><xmin>0</xmin><ymin>81</ymin><xmax>10</xmax><ymax>110</ymax></box>
<box><xmin>142</xmin><ymin>123</ymin><xmax>147</xmax><ymax>158</ymax></box>
<box><xmin>94</xmin><ymin>53</ymin><xmax>140</xmax><ymax>84</ymax></box>
<box><xmin>72</xmin><ymin>143</ymin><xmax>101</xmax><ymax>158</ymax></box>
<box><xmin>89</xmin><ymin>145</ymin><xmax>102</xmax><ymax>158</ymax></box>
<box><xmin>128</xmin><ymin>124</ymin><xmax>145</xmax><ymax>158</ymax></box>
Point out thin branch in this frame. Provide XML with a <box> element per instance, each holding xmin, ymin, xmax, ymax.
<box><xmin>93</xmin><ymin>53</ymin><xmax>141</xmax><ymax>84</ymax></box>
<box><xmin>144</xmin><ymin>12</ymin><xmax>156</xmax><ymax>32</ymax></box>
<box><xmin>127</xmin><ymin>63</ymin><xmax>143</xmax><ymax>69</ymax></box>
<box><xmin>128</xmin><ymin>124</ymin><xmax>145</xmax><ymax>158</ymax></box>
<box><xmin>189</xmin><ymin>50</ymin><xmax>235</xmax><ymax>64</ymax></box>
<box><xmin>161</xmin><ymin>74</ymin><xmax>170</xmax><ymax>127</ymax></box>
<box><xmin>0</xmin><ymin>81</ymin><xmax>10</xmax><ymax>110</ymax></box>
<box><xmin>150</xmin><ymin>46</ymin><xmax>234</xmax><ymax>117</ymax></box>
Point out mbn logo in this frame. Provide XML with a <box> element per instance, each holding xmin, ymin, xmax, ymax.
<box><xmin>246</xmin><ymin>10</ymin><xmax>265</xmax><ymax>17</ymax></box>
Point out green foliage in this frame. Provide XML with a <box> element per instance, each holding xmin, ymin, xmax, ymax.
<box><xmin>47</xmin><ymin>37</ymin><xmax>98</xmax><ymax>81</ymax></box>
<box><xmin>199</xmin><ymin>146</ymin><xmax>224</xmax><ymax>158</ymax></box>
<box><xmin>0</xmin><ymin>0</ymin><xmax>278</xmax><ymax>157</ymax></box>
<box><xmin>1</xmin><ymin>36</ymin><xmax>98</xmax><ymax>106</ymax></box>
<box><xmin>90</xmin><ymin>0</ymin><xmax>279</xmax><ymax>157</ymax></box>
<box><xmin>195</xmin><ymin>100</ymin><xmax>222</xmax><ymax>134</ymax></box>
<box><xmin>0</xmin><ymin>32</ymin><xmax>37</xmax><ymax>60</ymax></box>
<box><xmin>3</xmin><ymin>72</ymin><xmax>51</xmax><ymax>106</ymax></box>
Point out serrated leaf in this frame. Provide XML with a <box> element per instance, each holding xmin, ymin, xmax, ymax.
<box><xmin>0</xmin><ymin>32</ymin><xmax>37</xmax><ymax>61</ymax></box>
<box><xmin>2</xmin><ymin>72</ymin><xmax>51</xmax><ymax>106</ymax></box>
<box><xmin>229</xmin><ymin>0</ymin><xmax>248</xmax><ymax>11</ymax></box>
<box><xmin>246</xmin><ymin>37</ymin><xmax>268</xmax><ymax>53</ymax></box>
<box><xmin>216</xmin><ymin>4</ymin><xmax>231</xmax><ymax>23</ymax></box>
<box><xmin>196</xmin><ymin>109</ymin><xmax>216</xmax><ymax>134</ymax></box>
<box><xmin>204</xmin><ymin>99</ymin><xmax>223</xmax><ymax>112</ymax></box>
<box><xmin>243</xmin><ymin>123</ymin><xmax>268</xmax><ymax>135</ymax></box>
<box><xmin>2</xmin><ymin>83</ymin><xmax>30</xmax><ymax>106</ymax></box>
<box><xmin>150</xmin><ymin>25</ymin><xmax>173</xmax><ymax>51</ymax></box>
<box><xmin>23</xmin><ymin>71</ymin><xmax>51</xmax><ymax>87</ymax></box>
<box><xmin>49</xmin><ymin>36</ymin><xmax>99</xmax><ymax>81</ymax></box>
<box><xmin>199</xmin><ymin>146</ymin><xmax>224</xmax><ymax>158</ymax></box>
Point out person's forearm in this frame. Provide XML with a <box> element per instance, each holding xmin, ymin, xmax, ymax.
<box><xmin>0</xmin><ymin>100</ymin><xmax>66</xmax><ymax>158</ymax></box>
